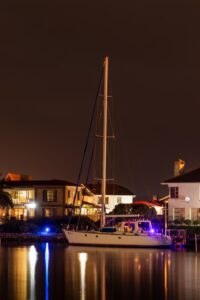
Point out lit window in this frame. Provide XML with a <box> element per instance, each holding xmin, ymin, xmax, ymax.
<box><xmin>43</xmin><ymin>190</ymin><xmax>57</xmax><ymax>202</ymax></box>
<box><xmin>43</xmin><ymin>208</ymin><xmax>56</xmax><ymax>217</ymax></box>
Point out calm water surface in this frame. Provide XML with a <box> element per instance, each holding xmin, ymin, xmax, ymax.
<box><xmin>0</xmin><ymin>243</ymin><xmax>199</xmax><ymax>300</ymax></box>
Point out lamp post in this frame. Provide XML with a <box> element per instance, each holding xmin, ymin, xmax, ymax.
<box><xmin>164</xmin><ymin>201</ymin><xmax>167</xmax><ymax>235</ymax></box>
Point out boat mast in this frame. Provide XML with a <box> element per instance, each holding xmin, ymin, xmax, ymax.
<box><xmin>100</xmin><ymin>56</ymin><xmax>108</xmax><ymax>230</ymax></box>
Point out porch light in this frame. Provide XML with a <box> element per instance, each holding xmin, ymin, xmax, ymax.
<box><xmin>26</xmin><ymin>203</ymin><xmax>37</xmax><ymax>209</ymax></box>
<box><xmin>185</xmin><ymin>197</ymin><xmax>190</xmax><ymax>203</ymax></box>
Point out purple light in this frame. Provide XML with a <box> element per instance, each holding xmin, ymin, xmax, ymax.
<box><xmin>150</xmin><ymin>229</ymin><xmax>155</xmax><ymax>234</ymax></box>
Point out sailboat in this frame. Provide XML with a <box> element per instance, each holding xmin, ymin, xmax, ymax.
<box><xmin>63</xmin><ymin>57</ymin><xmax>171</xmax><ymax>247</ymax></box>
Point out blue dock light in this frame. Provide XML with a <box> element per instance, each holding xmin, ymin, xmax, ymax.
<box><xmin>45</xmin><ymin>227</ymin><xmax>50</xmax><ymax>233</ymax></box>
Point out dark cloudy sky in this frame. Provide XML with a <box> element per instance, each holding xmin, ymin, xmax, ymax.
<box><xmin>0</xmin><ymin>0</ymin><xmax>200</xmax><ymax>199</ymax></box>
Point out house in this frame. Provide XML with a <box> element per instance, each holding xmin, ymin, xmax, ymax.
<box><xmin>0</xmin><ymin>174</ymin><xmax>96</xmax><ymax>219</ymax></box>
<box><xmin>162</xmin><ymin>161</ymin><xmax>200</xmax><ymax>222</ymax></box>
<box><xmin>86</xmin><ymin>183</ymin><xmax>136</xmax><ymax>213</ymax></box>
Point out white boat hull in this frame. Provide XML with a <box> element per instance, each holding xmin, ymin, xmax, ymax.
<box><xmin>63</xmin><ymin>230</ymin><xmax>172</xmax><ymax>248</ymax></box>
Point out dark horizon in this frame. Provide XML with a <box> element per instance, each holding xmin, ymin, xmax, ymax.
<box><xmin>1</xmin><ymin>1</ymin><xmax>200</xmax><ymax>199</ymax></box>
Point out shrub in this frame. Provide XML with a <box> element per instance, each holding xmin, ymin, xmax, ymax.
<box><xmin>174</xmin><ymin>219</ymin><xmax>182</xmax><ymax>225</ymax></box>
<box><xmin>184</xmin><ymin>219</ymin><xmax>192</xmax><ymax>226</ymax></box>
<box><xmin>193</xmin><ymin>220</ymin><xmax>199</xmax><ymax>226</ymax></box>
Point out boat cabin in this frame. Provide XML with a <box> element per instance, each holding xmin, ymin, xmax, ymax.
<box><xmin>102</xmin><ymin>220</ymin><xmax>153</xmax><ymax>234</ymax></box>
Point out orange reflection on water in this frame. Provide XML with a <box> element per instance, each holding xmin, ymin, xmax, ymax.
<box><xmin>7</xmin><ymin>247</ymin><xmax>28</xmax><ymax>300</ymax></box>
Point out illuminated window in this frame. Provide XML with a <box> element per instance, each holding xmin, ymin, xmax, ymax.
<box><xmin>43</xmin><ymin>208</ymin><xmax>57</xmax><ymax>217</ymax></box>
<box><xmin>43</xmin><ymin>190</ymin><xmax>57</xmax><ymax>202</ymax></box>
<box><xmin>170</xmin><ymin>187</ymin><xmax>179</xmax><ymax>198</ymax></box>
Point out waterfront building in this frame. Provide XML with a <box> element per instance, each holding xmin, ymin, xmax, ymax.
<box><xmin>162</xmin><ymin>161</ymin><xmax>200</xmax><ymax>222</ymax></box>
<box><xmin>86</xmin><ymin>183</ymin><xmax>136</xmax><ymax>213</ymax></box>
<box><xmin>0</xmin><ymin>173</ymin><xmax>97</xmax><ymax>219</ymax></box>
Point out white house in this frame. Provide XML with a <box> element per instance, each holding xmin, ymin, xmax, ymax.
<box><xmin>162</xmin><ymin>164</ymin><xmax>200</xmax><ymax>222</ymax></box>
<box><xmin>86</xmin><ymin>183</ymin><xmax>136</xmax><ymax>213</ymax></box>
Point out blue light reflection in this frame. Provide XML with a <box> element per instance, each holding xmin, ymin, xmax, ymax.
<box><xmin>45</xmin><ymin>243</ymin><xmax>49</xmax><ymax>300</ymax></box>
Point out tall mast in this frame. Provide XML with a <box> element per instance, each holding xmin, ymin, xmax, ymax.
<box><xmin>100</xmin><ymin>56</ymin><xmax>108</xmax><ymax>230</ymax></box>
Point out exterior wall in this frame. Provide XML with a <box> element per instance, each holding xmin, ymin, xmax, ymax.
<box><xmin>93</xmin><ymin>194</ymin><xmax>135</xmax><ymax>213</ymax></box>
<box><xmin>166</xmin><ymin>183</ymin><xmax>200</xmax><ymax>221</ymax></box>
<box><xmin>36</xmin><ymin>186</ymin><xmax>65</xmax><ymax>217</ymax></box>
<box><xmin>2</xmin><ymin>186</ymin><xmax>66</xmax><ymax>219</ymax></box>
<box><xmin>65</xmin><ymin>186</ymin><xmax>98</xmax><ymax>216</ymax></box>
<box><xmin>65</xmin><ymin>186</ymin><xmax>83</xmax><ymax>206</ymax></box>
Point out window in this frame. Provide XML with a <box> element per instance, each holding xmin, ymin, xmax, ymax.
<box><xmin>98</xmin><ymin>197</ymin><xmax>109</xmax><ymax>205</ymax></box>
<box><xmin>191</xmin><ymin>208</ymin><xmax>200</xmax><ymax>221</ymax></box>
<box><xmin>43</xmin><ymin>208</ymin><xmax>57</xmax><ymax>217</ymax></box>
<box><xmin>117</xmin><ymin>197</ymin><xmax>121</xmax><ymax>204</ymax></box>
<box><xmin>68</xmin><ymin>190</ymin><xmax>70</xmax><ymax>198</ymax></box>
<box><xmin>43</xmin><ymin>190</ymin><xmax>57</xmax><ymax>202</ymax></box>
<box><xmin>170</xmin><ymin>187</ymin><xmax>179</xmax><ymax>198</ymax></box>
<box><xmin>174</xmin><ymin>208</ymin><xmax>185</xmax><ymax>221</ymax></box>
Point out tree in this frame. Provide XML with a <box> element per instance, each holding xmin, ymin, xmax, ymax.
<box><xmin>111</xmin><ymin>203</ymin><xmax>157</xmax><ymax>219</ymax></box>
<box><xmin>0</xmin><ymin>190</ymin><xmax>13</xmax><ymax>209</ymax></box>
<box><xmin>0</xmin><ymin>182</ymin><xmax>14</xmax><ymax>220</ymax></box>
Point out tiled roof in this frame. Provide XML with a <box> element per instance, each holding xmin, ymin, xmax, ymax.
<box><xmin>0</xmin><ymin>179</ymin><xmax>77</xmax><ymax>188</ymax></box>
<box><xmin>164</xmin><ymin>168</ymin><xmax>200</xmax><ymax>183</ymax></box>
<box><xmin>133</xmin><ymin>200</ymin><xmax>162</xmax><ymax>207</ymax></box>
<box><xmin>86</xmin><ymin>183</ymin><xmax>135</xmax><ymax>196</ymax></box>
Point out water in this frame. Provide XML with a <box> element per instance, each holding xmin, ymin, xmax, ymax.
<box><xmin>0</xmin><ymin>243</ymin><xmax>199</xmax><ymax>300</ymax></box>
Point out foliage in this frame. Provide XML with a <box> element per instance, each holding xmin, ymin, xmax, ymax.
<box><xmin>173</xmin><ymin>219</ymin><xmax>182</xmax><ymax>225</ymax></box>
<box><xmin>111</xmin><ymin>203</ymin><xmax>157</xmax><ymax>220</ymax></box>
<box><xmin>193</xmin><ymin>220</ymin><xmax>200</xmax><ymax>225</ymax></box>
<box><xmin>0</xmin><ymin>190</ymin><xmax>13</xmax><ymax>209</ymax></box>
<box><xmin>184</xmin><ymin>219</ymin><xmax>192</xmax><ymax>226</ymax></box>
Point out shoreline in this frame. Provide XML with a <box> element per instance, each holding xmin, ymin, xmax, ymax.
<box><xmin>0</xmin><ymin>232</ymin><xmax>66</xmax><ymax>243</ymax></box>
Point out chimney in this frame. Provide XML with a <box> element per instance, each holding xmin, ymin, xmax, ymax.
<box><xmin>174</xmin><ymin>159</ymin><xmax>185</xmax><ymax>177</ymax></box>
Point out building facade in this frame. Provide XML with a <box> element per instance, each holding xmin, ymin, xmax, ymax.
<box><xmin>162</xmin><ymin>167</ymin><xmax>200</xmax><ymax>222</ymax></box>
<box><xmin>86</xmin><ymin>183</ymin><xmax>136</xmax><ymax>213</ymax></box>
<box><xmin>0</xmin><ymin>176</ymin><xmax>95</xmax><ymax>219</ymax></box>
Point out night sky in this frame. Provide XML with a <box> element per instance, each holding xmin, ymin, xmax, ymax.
<box><xmin>1</xmin><ymin>1</ymin><xmax>200</xmax><ymax>199</ymax></box>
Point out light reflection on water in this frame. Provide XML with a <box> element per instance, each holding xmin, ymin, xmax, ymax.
<box><xmin>0</xmin><ymin>244</ymin><xmax>199</xmax><ymax>299</ymax></box>
<box><xmin>45</xmin><ymin>243</ymin><xmax>49</xmax><ymax>300</ymax></box>
<box><xmin>78</xmin><ymin>253</ymin><xmax>88</xmax><ymax>300</ymax></box>
<box><xmin>28</xmin><ymin>245</ymin><xmax>37</xmax><ymax>300</ymax></box>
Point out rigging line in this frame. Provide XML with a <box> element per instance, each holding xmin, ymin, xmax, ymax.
<box><xmin>77</xmin><ymin>139</ymin><xmax>96</xmax><ymax>228</ymax></box>
<box><xmin>108</xmin><ymin>103</ymin><xmax>115</xmax><ymax>138</ymax></box>
<box><xmin>67</xmin><ymin>66</ymin><xmax>104</xmax><ymax>227</ymax></box>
